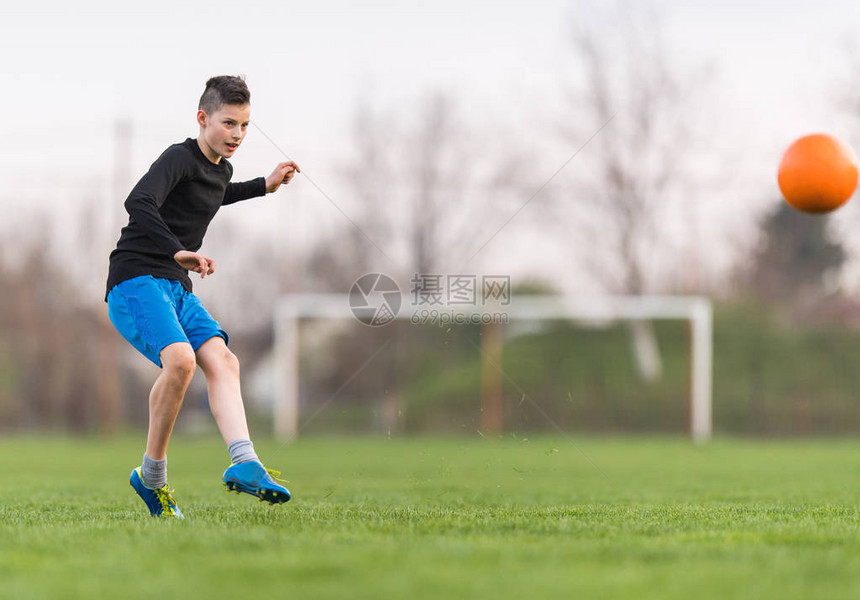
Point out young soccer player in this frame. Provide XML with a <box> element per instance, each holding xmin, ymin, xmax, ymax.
<box><xmin>106</xmin><ymin>75</ymin><xmax>300</xmax><ymax>518</ymax></box>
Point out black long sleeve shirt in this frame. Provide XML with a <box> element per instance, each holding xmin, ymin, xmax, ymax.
<box><xmin>106</xmin><ymin>138</ymin><xmax>266</xmax><ymax>298</ymax></box>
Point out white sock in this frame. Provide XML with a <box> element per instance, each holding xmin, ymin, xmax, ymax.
<box><xmin>227</xmin><ymin>439</ymin><xmax>259</xmax><ymax>464</ymax></box>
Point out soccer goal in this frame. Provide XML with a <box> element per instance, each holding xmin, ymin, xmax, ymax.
<box><xmin>270</xmin><ymin>294</ymin><xmax>713</xmax><ymax>442</ymax></box>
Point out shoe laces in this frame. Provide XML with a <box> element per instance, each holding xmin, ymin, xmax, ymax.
<box><xmin>265</xmin><ymin>468</ymin><xmax>288</xmax><ymax>484</ymax></box>
<box><xmin>154</xmin><ymin>486</ymin><xmax>180</xmax><ymax>515</ymax></box>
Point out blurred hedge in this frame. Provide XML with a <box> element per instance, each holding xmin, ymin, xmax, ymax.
<box><xmin>302</xmin><ymin>302</ymin><xmax>860</xmax><ymax>436</ymax></box>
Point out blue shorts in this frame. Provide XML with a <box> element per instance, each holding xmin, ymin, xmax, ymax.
<box><xmin>107</xmin><ymin>275</ymin><xmax>228</xmax><ymax>368</ymax></box>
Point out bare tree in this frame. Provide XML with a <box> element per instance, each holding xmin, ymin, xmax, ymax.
<box><xmin>304</xmin><ymin>91</ymin><xmax>502</xmax><ymax>432</ymax></box>
<box><xmin>305</xmin><ymin>98</ymin><xmax>399</xmax><ymax>291</ymax></box>
<box><xmin>0</xmin><ymin>235</ymin><xmax>100</xmax><ymax>432</ymax></box>
<box><xmin>560</xmin><ymin>2</ymin><xmax>711</xmax><ymax>380</ymax></box>
<box><xmin>310</xmin><ymin>92</ymin><xmax>489</xmax><ymax>288</ymax></box>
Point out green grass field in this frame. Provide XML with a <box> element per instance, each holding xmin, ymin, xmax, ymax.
<box><xmin>2</xmin><ymin>435</ymin><xmax>860</xmax><ymax>599</ymax></box>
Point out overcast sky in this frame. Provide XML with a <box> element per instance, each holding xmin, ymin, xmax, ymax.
<box><xmin>2</xmin><ymin>0</ymin><xmax>860</xmax><ymax>295</ymax></box>
<box><xmin>3</xmin><ymin>0</ymin><xmax>857</xmax><ymax>181</ymax></box>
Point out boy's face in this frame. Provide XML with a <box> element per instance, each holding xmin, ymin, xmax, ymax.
<box><xmin>196</xmin><ymin>102</ymin><xmax>250</xmax><ymax>163</ymax></box>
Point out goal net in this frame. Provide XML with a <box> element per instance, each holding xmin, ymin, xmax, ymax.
<box><xmin>266</xmin><ymin>293</ymin><xmax>713</xmax><ymax>442</ymax></box>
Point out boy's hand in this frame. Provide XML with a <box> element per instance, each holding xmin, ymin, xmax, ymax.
<box><xmin>174</xmin><ymin>250</ymin><xmax>216</xmax><ymax>279</ymax></box>
<box><xmin>265</xmin><ymin>161</ymin><xmax>301</xmax><ymax>193</ymax></box>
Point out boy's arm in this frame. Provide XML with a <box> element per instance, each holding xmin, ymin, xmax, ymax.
<box><xmin>222</xmin><ymin>177</ymin><xmax>267</xmax><ymax>206</ymax></box>
<box><xmin>222</xmin><ymin>161</ymin><xmax>301</xmax><ymax>205</ymax></box>
<box><xmin>124</xmin><ymin>150</ymin><xmax>187</xmax><ymax>257</ymax></box>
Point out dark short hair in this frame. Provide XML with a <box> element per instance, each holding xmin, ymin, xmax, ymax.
<box><xmin>198</xmin><ymin>75</ymin><xmax>250</xmax><ymax>114</ymax></box>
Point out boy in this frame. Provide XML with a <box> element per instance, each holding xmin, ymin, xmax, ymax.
<box><xmin>106</xmin><ymin>75</ymin><xmax>300</xmax><ymax>518</ymax></box>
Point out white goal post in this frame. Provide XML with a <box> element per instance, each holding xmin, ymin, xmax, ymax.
<box><xmin>272</xmin><ymin>294</ymin><xmax>713</xmax><ymax>442</ymax></box>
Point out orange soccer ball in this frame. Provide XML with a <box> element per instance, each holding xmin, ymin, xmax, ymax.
<box><xmin>778</xmin><ymin>133</ymin><xmax>859</xmax><ymax>214</ymax></box>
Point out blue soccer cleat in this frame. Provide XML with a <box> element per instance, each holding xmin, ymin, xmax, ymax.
<box><xmin>130</xmin><ymin>467</ymin><xmax>184</xmax><ymax>519</ymax></box>
<box><xmin>222</xmin><ymin>461</ymin><xmax>291</xmax><ymax>504</ymax></box>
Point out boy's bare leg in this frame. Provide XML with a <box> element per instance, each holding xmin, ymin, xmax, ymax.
<box><xmin>146</xmin><ymin>342</ymin><xmax>197</xmax><ymax>460</ymax></box>
<box><xmin>195</xmin><ymin>336</ymin><xmax>250</xmax><ymax>444</ymax></box>
<box><xmin>197</xmin><ymin>336</ymin><xmax>290</xmax><ymax>503</ymax></box>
